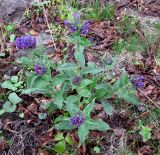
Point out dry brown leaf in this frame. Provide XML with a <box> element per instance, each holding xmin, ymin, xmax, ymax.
<box><xmin>29</xmin><ymin>29</ymin><xmax>39</xmax><ymax>36</ymax></box>
<box><xmin>113</xmin><ymin>128</ymin><xmax>126</xmax><ymax>137</ymax></box>
<box><xmin>27</xmin><ymin>103</ymin><xmax>38</xmax><ymax>115</ymax></box>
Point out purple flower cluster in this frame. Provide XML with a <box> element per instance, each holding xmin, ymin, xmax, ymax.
<box><xmin>131</xmin><ymin>75</ymin><xmax>145</xmax><ymax>88</ymax></box>
<box><xmin>81</xmin><ymin>21</ymin><xmax>90</xmax><ymax>35</ymax></box>
<box><xmin>64</xmin><ymin>20</ymin><xmax>77</xmax><ymax>32</ymax></box>
<box><xmin>63</xmin><ymin>12</ymin><xmax>90</xmax><ymax>35</ymax></box>
<box><xmin>34</xmin><ymin>64</ymin><xmax>46</xmax><ymax>75</ymax></box>
<box><xmin>15</xmin><ymin>35</ymin><xmax>36</xmax><ymax>49</ymax></box>
<box><xmin>70</xmin><ymin>112</ymin><xmax>85</xmax><ymax>127</ymax></box>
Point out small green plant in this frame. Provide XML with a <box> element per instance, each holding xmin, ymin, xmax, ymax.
<box><xmin>53</xmin><ymin>132</ymin><xmax>74</xmax><ymax>154</ymax></box>
<box><xmin>93</xmin><ymin>146</ymin><xmax>101</xmax><ymax>154</ymax></box>
<box><xmin>83</xmin><ymin>1</ymin><xmax>115</xmax><ymax>20</ymax></box>
<box><xmin>4</xmin><ymin>24</ymin><xmax>15</xmax><ymax>33</ymax></box>
<box><xmin>32</xmin><ymin>0</ymin><xmax>51</xmax><ymax>15</ymax></box>
<box><xmin>117</xmin><ymin>16</ymin><xmax>138</xmax><ymax>35</ymax></box>
<box><xmin>3</xmin><ymin>24</ymin><xmax>16</xmax><ymax>43</ymax></box>
<box><xmin>113</xmin><ymin>34</ymin><xmax>146</xmax><ymax>54</ymax></box>
<box><xmin>49</xmin><ymin>23</ymin><xmax>67</xmax><ymax>41</ymax></box>
<box><xmin>0</xmin><ymin>76</ymin><xmax>23</xmax><ymax>115</ymax></box>
<box><xmin>139</xmin><ymin>121</ymin><xmax>152</xmax><ymax>142</ymax></box>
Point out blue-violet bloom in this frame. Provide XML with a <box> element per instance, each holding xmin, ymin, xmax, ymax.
<box><xmin>64</xmin><ymin>20</ymin><xmax>77</xmax><ymax>32</ymax></box>
<box><xmin>131</xmin><ymin>75</ymin><xmax>145</xmax><ymax>88</ymax></box>
<box><xmin>64</xmin><ymin>20</ymin><xmax>70</xmax><ymax>26</ymax></box>
<box><xmin>34</xmin><ymin>64</ymin><xmax>46</xmax><ymax>75</ymax></box>
<box><xmin>81</xmin><ymin>21</ymin><xmax>90</xmax><ymax>35</ymax></box>
<box><xmin>72</xmin><ymin>76</ymin><xmax>82</xmax><ymax>85</ymax></box>
<box><xmin>69</xmin><ymin>24</ymin><xmax>77</xmax><ymax>32</ymax></box>
<box><xmin>70</xmin><ymin>112</ymin><xmax>85</xmax><ymax>127</ymax></box>
<box><xmin>15</xmin><ymin>35</ymin><xmax>36</xmax><ymax>49</ymax></box>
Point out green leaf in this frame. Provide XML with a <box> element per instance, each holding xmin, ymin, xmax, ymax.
<box><xmin>93</xmin><ymin>146</ymin><xmax>101</xmax><ymax>153</ymax></box>
<box><xmin>81</xmin><ymin>62</ymin><xmax>104</xmax><ymax>75</ymax></box>
<box><xmin>119</xmin><ymin>90</ymin><xmax>142</xmax><ymax>105</ymax></box>
<box><xmin>79</xmin><ymin>37</ymin><xmax>92</xmax><ymax>47</ymax></box>
<box><xmin>78</xmin><ymin>124</ymin><xmax>89</xmax><ymax>147</ymax></box>
<box><xmin>22</xmin><ymin>88</ymin><xmax>50</xmax><ymax>95</ymax></box>
<box><xmin>139</xmin><ymin>126</ymin><xmax>152</xmax><ymax>142</ymax></box>
<box><xmin>92</xmin><ymin>84</ymin><xmax>113</xmax><ymax>99</ymax></box>
<box><xmin>55</xmin><ymin>120</ymin><xmax>76</xmax><ymax>130</ymax></box>
<box><xmin>3</xmin><ymin>102</ymin><xmax>16</xmax><ymax>113</ymax></box>
<box><xmin>53</xmin><ymin>91</ymin><xmax>64</xmax><ymax>109</ymax></box>
<box><xmin>86</xmin><ymin>119</ymin><xmax>110</xmax><ymax>131</ymax></box>
<box><xmin>9</xmin><ymin>34</ymin><xmax>16</xmax><ymax>43</ymax></box>
<box><xmin>65</xmin><ymin>134</ymin><xmax>74</xmax><ymax>145</ymax></box>
<box><xmin>19</xmin><ymin>112</ymin><xmax>25</xmax><ymax>118</ymax></box>
<box><xmin>38</xmin><ymin>113</ymin><xmax>47</xmax><ymax>120</ymax></box>
<box><xmin>54</xmin><ymin>115</ymin><xmax>63</xmax><ymax>124</ymax></box>
<box><xmin>66</xmin><ymin>95</ymin><xmax>79</xmax><ymax>103</ymax></box>
<box><xmin>1</xmin><ymin>80</ymin><xmax>16</xmax><ymax>91</ymax></box>
<box><xmin>78</xmin><ymin>88</ymin><xmax>91</xmax><ymax>97</ymax></box>
<box><xmin>59</xmin><ymin>63</ymin><xmax>77</xmax><ymax>71</ymax></box>
<box><xmin>0</xmin><ymin>109</ymin><xmax>5</xmax><ymax>115</ymax></box>
<box><xmin>8</xmin><ymin>92</ymin><xmax>22</xmax><ymax>105</ymax></box>
<box><xmin>29</xmin><ymin>75</ymin><xmax>48</xmax><ymax>89</ymax></box>
<box><xmin>74</xmin><ymin>51</ymin><xmax>85</xmax><ymax>66</ymax></box>
<box><xmin>102</xmin><ymin>101</ymin><xmax>113</xmax><ymax>115</ymax></box>
<box><xmin>10</xmin><ymin>76</ymin><xmax>18</xmax><ymax>83</ymax></box>
<box><xmin>112</xmin><ymin>71</ymin><xmax>129</xmax><ymax>91</ymax></box>
<box><xmin>82</xmin><ymin>67</ymin><xmax>104</xmax><ymax>75</ymax></box>
<box><xmin>83</xmin><ymin>99</ymin><xmax>95</xmax><ymax>117</ymax></box>
<box><xmin>51</xmin><ymin>74</ymin><xmax>67</xmax><ymax>87</ymax></box>
<box><xmin>54</xmin><ymin>133</ymin><xmax>64</xmax><ymax>141</ymax></box>
<box><xmin>79</xmin><ymin>79</ymin><xmax>93</xmax><ymax>88</ymax></box>
<box><xmin>13</xmin><ymin>81</ymin><xmax>23</xmax><ymax>88</ymax></box>
<box><xmin>54</xmin><ymin>140</ymin><xmax>66</xmax><ymax>153</ymax></box>
<box><xmin>65</xmin><ymin>101</ymin><xmax>79</xmax><ymax>116</ymax></box>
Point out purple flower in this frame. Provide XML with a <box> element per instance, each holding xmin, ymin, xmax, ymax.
<box><xmin>81</xmin><ymin>21</ymin><xmax>90</xmax><ymax>35</ymax></box>
<box><xmin>72</xmin><ymin>76</ymin><xmax>82</xmax><ymax>85</ymax></box>
<box><xmin>34</xmin><ymin>64</ymin><xmax>46</xmax><ymax>75</ymax></box>
<box><xmin>64</xmin><ymin>20</ymin><xmax>77</xmax><ymax>32</ymax></box>
<box><xmin>64</xmin><ymin>20</ymin><xmax>70</xmax><ymax>26</ymax></box>
<box><xmin>69</xmin><ymin>24</ymin><xmax>77</xmax><ymax>32</ymax></box>
<box><xmin>15</xmin><ymin>35</ymin><xmax>36</xmax><ymax>49</ymax></box>
<box><xmin>131</xmin><ymin>75</ymin><xmax>145</xmax><ymax>88</ymax></box>
<box><xmin>70</xmin><ymin>112</ymin><xmax>85</xmax><ymax>127</ymax></box>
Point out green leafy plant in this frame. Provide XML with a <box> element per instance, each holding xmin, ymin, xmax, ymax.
<box><xmin>3</xmin><ymin>24</ymin><xmax>16</xmax><ymax>43</ymax></box>
<box><xmin>83</xmin><ymin>1</ymin><xmax>115</xmax><ymax>20</ymax></box>
<box><xmin>53</xmin><ymin>132</ymin><xmax>74</xmax><ymax>153</ymax></box>
<box><xmin>139</xmin><ymin>125</ymin><xmax>152</xmax><ymax>142</ymax></box>
<box><xmin>49</xmin><ymin>23</ymin><xmax>67</xmax><ymax>41</ymax></box>
<box><xmin>0</xmin><ymin>76</ymin><xmax>23</xmax><ymax>115</ymax></box>
<box><xmin>117</xmin><ymin>16</ymin><xmax>138</xmax><ymax>35</ymax></box>
<box><xmin>17</xmin><ymin>24</ymin><xmax>141</xmax><ymax>147</ymax></box>
<box><xmin>113</xmin><ymin>34</ymin><xmax>146</xmax><ymax>54</ymax></box>
<box><xmin>93</xmin><ymin>146</ymin><xmax>101</xmax><ymax>154</ymax></box>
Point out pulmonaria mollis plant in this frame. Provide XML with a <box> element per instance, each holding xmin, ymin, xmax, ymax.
<box><xmin>20</xmin><ymin>16</ymin><xmax>142</xmax><ymax>147</ymax></box>
<box><xmin>15</xmin><ymin>35</ymin><xmax>36</xmax><ymax>49</ymax></box>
